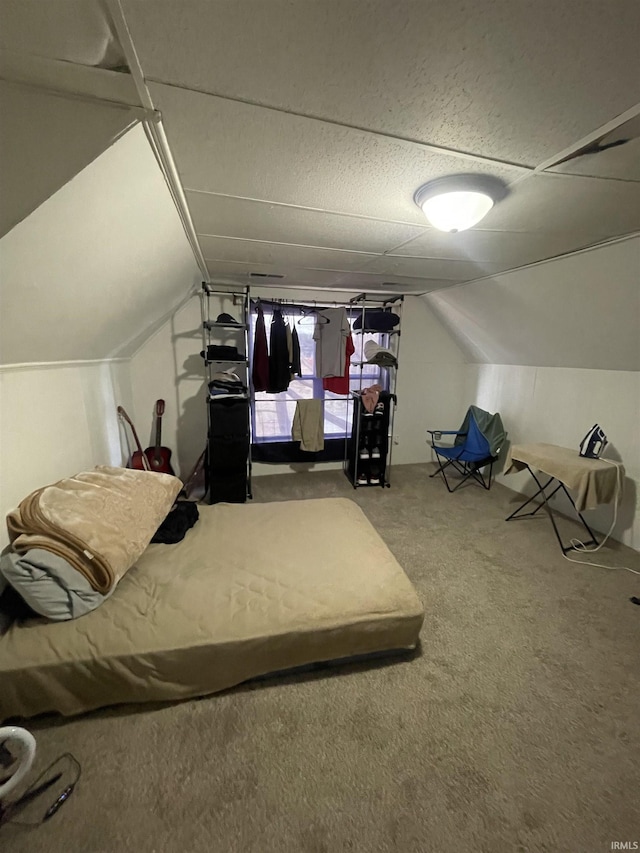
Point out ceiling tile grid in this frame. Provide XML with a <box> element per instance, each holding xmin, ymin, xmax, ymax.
<box><xmin>6</xmin><ymin>0</ymin><xmax>640</xmax><ymax>293</ymax></box>
<box><xmin>185</xmin><ymin>190</ymin><xmax>427</xmax><ymax>253</ymax></box>
<box><xmin>150</xmin><ymin>82</ymin><xmax>528</xmax><ymax>224</ymax></box>
<box><xmin>124</xmin><ymin>0</ymin><xmax>640</xmax><ymax>166</ymax></box>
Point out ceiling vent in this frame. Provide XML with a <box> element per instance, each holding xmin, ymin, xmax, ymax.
<box><xmin>249</xmin><ymin>272</ymin><xmax>285</xmax><ymax>279</ymax></box>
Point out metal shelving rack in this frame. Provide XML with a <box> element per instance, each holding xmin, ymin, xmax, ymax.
<box><xmin>200</xmin><ymin>283</ymin><xmax>252</xmax><ymax>501</ymax></box>
<box><xmin>344</xmin><ymin>293</ymin><xmax>404</xmax><ymax>489</ymax></box>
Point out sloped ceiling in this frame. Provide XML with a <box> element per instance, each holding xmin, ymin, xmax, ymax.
<box><xmin>117</xmin><ymin>0</ymin><xmax>640</xmax><ymax>293</ymax></box>
<box><xmin>0</xmin><ymin>0</ymin><xmax>125</xmax><ymax>68</ymax></box>
<box><xmin>424</xmin><ymin>235</ymin><xmax>640</xmax><ymax>370</ymax></box>
<box><xmin>0</xmin><ymin>124</ymin><xmax>200</xmax><ymax>364</ymax></box>
<box><xmin>0</xmin><ymin>80</ymin><xmax>136</xmax><ymax>237</ymax></box>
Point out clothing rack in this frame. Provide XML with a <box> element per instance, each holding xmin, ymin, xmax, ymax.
<box><xmin>247</xmin><ymin>294</ymin><xmax>402</xmax><ymax>473</ymax></box>
<box><xmin>251</xmin><ymin>297</ymin><xmax>351</xmax><ymax>310</ymax></box>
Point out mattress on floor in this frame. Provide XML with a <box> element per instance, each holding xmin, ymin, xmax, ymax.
<box><xmin>0</xmin><ymin>498</ymin><xmax>424</xmax><ymax>719</ymax></box>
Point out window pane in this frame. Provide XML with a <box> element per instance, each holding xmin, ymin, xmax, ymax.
<box><xmin>250</xmin><ymin>306</ymin><xmax>386</xmax><ymax>443</ymax></box>
<box><xmin>254</xmin><ymin>379</ymin><xmax>314</xmax><ymax>442</ymax></box>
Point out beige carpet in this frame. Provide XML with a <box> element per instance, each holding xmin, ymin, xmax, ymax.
<box><xmin>2</xmin><ymin>464</ymin><xmax>639</xmax><ymax>853</ymax></box>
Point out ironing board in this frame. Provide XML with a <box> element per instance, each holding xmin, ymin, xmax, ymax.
<box><xmin>503</xmin><ymin>443</ymin><xmax>623</xmax><ymax>553</ymax></box>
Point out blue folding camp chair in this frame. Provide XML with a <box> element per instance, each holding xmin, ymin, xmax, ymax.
<box><xmin>427</xmin><ymin>406</ymin><xmax>506</xmax><ymax>492</ymax></box>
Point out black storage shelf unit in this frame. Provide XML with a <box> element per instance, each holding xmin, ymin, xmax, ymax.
<box><xmin>200</xmin><ymin>283</ymin><xmax>252</xmax><ymax>504</ymax></box>
<box><xmin>346</xmin><ymin>391</ymin><xmax>394</xmax><ymax>489</ymax></box>
<box><xmin>207</xmin><ymin>397</ymin><xmax>251</xmax><ymax>504</ymax></box>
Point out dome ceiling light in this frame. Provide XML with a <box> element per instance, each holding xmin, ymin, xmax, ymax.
<box><xmin>414</xmin><ymin>174</ymin><xmax>508</xmax><ymax>233</ymax></box>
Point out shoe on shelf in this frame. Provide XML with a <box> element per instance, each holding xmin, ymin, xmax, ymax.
<box><xmin>359</xmin><ymin>448</ymin><xmax>370</xmax><ymax>459</ymax></box>
<box><xmin>371</xmin><ymin>447</ymin><xmax>381</xmax><ymax>459</ymax></box>
<box><xmin>369</xmin><ymin>463</ymin><xmax>381</xmax><ymax>485</ymax></box>
<box><xmin>357</xmin><ymin>472</ymin><xmax>368</xmax><ymax>486</ymax></box>
<box><xmin>374</xmin><ymin>402</ymin><xmax>385</xmax><ymax>417</ymax></box>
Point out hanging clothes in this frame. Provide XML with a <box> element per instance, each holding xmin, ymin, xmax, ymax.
<box><xmin>252</xmin><ymin>303</ymin><xmax>269</xmax><ymax>392</ymax></box>
<box><xmin>268</xmin><ymin>308</ymin><xmax>290</xmax><ymax>393</ymax></box>
<box><xmin>292</xmin><ymin>399</ymin><xmax>324</xmax><ymax>452</ymax></box>
<box><xmin>313</xmin><ymin>307</ymin><xmax>349</xmax><ymax>378</ymax></box>
<box><xmin>323</xmin><ymin>334</ymin><xmax>354</xmax><ymax>395</ymax></box>
<box><xmin>290</xmin><ymin>325</ymin><xmax>301</xmax><ymax>377</ymax></box>
<box><xmin>286</xmin><ymin>324</ymin><xmax>293</xmax><ymax>370</ymax></box>
<box><xmin>285</xmin><ymin>322</ymin><xmax>302</xmax><ymax>381</ymax></box>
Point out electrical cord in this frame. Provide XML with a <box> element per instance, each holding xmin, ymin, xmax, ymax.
<box><xmin>562</xmin><ymin>459</ymin><xmax>640</xmax><ymax>575</ymax></box>
<box><xmin>0</xmin><ymin>752</ymin><xmax>81</xmax><ymax>828</ymax></box>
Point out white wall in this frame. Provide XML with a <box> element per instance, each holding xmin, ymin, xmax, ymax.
<box><xmin>128</xmin><ymin>288</ymin><xmax>469</xmax><ymax>481</ymax></box>
<box><xmin>425</xmin><ymin>237</ymin><xmax>640</xmax><ymax>550</ymax></box>
<box><xmin>129</xmin><ymin>294</ymin><xmax>208</xmax><ymax>481</ymax></box>
<box><xmin>0</xmin><ymin>360</ymin><xmax>133</xmax><ymax>549</ymax></box>
<box><xmin>392</xmin><ymin>293</ymin><xmax>467</xmax><ymax>464</ymax></box>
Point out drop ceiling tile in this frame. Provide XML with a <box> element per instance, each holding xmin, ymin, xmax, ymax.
<box><xmin>204</xmin><ymin>260</ymin><xmax>453</xmax><ymax>294</ymax></box>
<box><xmin>199</xmin><ymin>235</ymin><xmax>378</xmax><ymax>271</ymax></box>
<box><xmin>186</xmin><ymin>191</ymin><xmax>426</xmax><ymax>253</ymax></box>
<box><xmin>365</xmin><ymin>256</ymin><xmax>508</xmax><ymax>281</ymax></box>
<box><xmin>480</xmin><ymin>173</ymin><xmax>640</xmax><ymax>242</ymax></box>
<box><xmin>127</xmin><ymin>0</ymin><xmax>640</xmax><ymax>165</ymax></box>
<box><xmin>549</xmin><ymin>142</ymin><xmax>640</xmax><ymax>182</ymax></box>
<box><xmin>151</xmin><ymin>83</ymin><xmax>526</xmax><ymax>225</ymax></box>
<box><xmin>547</xmin><ymin>116</ymin><xmax>640</xmax><ymax>181</ymax></box>
<box><xmin>204</xmin><ymin>260</ymin><xmax>344</xmax><ymax>288</ymax></box>
<box><xmin>395</xmin><ymin>228</ymin><xmax>593</xmax><ymax>268</ymax></box>
<box><xmin>331</xmin><ymin>272</ymin><xmax>454</xmax><ymax>294</ymax></box>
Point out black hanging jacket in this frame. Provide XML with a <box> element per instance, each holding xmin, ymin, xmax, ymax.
<box><xmin>268</xmin><ymin>309</ymin><xmax>291</xmax><ymax>393</ymax></box>
<box><xmin>252</xmin><ymin>304</ymin><xmax>269</xmax><ymax>392</ymax></box>
<box><xmin>290</xmin><ymin>325</ymin><xmax>301</xmax><ymax>376</ymax></box>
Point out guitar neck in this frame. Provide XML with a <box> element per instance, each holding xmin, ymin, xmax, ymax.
<box><xmin>117</xmin><ymin>406</ymin><xmax>150</xmax><ymax>470</ymax></box>
<box><xmin>117</xmin><ymin>407</ymin><xmax>145</xmax><ymax>457</ymax></box>
<box><xmin>155</xmin><ymin>416</ymin><xmax>162</xmax><ymax>450</ymax></box>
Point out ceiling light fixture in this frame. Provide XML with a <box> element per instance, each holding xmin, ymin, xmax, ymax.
<box><xmin>414</xmin><ymin>174</ymin><xmax>508</xmax><ymax>233</ymax></box>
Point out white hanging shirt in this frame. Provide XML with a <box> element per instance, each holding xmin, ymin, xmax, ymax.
<box><xmin>313</xmin><ymin>308</ymin><xmax>350</xmax><ymax>378</ymax></box>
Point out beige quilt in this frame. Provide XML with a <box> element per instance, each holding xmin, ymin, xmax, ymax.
<box><xmin>6</xmin><ymin>466</ymin><xmax>182</xmax><ymax>593</ymax></box>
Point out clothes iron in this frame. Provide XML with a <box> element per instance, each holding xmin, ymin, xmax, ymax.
<box><xmin>579</xmin><ymin>424</ymin><xmax>608</xmax><ymax>459</ymax></box>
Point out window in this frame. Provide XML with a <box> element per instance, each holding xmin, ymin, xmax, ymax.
<box><xmin>249</xmin><ymin>306</ymin><xmax>385</xmax><ymax>444</ymax></box>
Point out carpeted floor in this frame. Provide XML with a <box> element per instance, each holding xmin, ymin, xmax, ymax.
<box><xmin>2</xmin><ymin>464</ymin><xmax>639</xmax><ymax>853</ymax></box>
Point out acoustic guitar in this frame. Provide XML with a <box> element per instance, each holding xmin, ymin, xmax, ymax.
<box><xmin>117</xmin><ymin>402</ymin><xmax>175</xmax><ymax>475</ymax></box>
<box><xmin>117</xmin><ymin>405</ymin><xmax>151</xmax><ymax>471</ymax></box>
<box><xmin>145</xmin><ymin>399</ymin><xmax>175</xmax><ymax>475</ymax></box>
